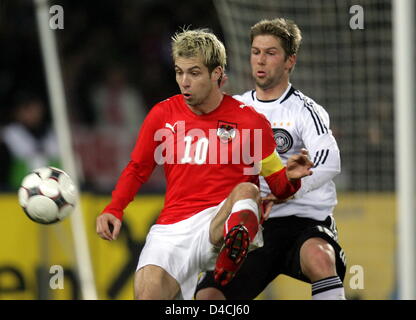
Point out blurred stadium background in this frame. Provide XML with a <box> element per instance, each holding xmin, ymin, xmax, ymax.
<box><xmin>0</xmin><ymin>0</ymin><xmax>413</xmax><ymax>299</ymax></box>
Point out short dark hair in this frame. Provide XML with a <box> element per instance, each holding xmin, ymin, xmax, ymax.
<box><xmin>250</xmin><ymin>18</ymin><xmax>302</xmax><ymax>58</ymax></box>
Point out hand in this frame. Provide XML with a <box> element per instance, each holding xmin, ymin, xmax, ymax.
<box><xmin>286</xmin><ymin>148</ymin><xmax>314</xmax><ymax>181</ymax></box>
<box><xmin>261</xmin><ymin>193</ymin><xmax>294</xmax><ymax>221</ymax></box>
<box><xmin>96</xmin><ymin>213</ymin><xmax>122</xmax><ymax>241</ymax></box>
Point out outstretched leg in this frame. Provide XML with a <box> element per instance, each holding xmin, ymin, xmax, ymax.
<box><xmin>210</xmin><ymin>182</ymin><xmax>261</xmax><ymax>286</ymax></box>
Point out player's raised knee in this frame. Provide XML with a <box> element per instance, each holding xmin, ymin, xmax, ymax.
<box><xmin>232</xmin><ymin>182</ymin><xmax>260</xmax><ymax>199</ymax></box>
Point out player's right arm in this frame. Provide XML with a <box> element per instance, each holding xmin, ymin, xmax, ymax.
<box><xmin>293</xmin><ymin>103</ymin><xmax>340</xmax><ymax>199</ymax></box>
<box><xmin>96</xmin><ymin>104</ymin><xmax>164</xmax><ymax>240</ymax></box>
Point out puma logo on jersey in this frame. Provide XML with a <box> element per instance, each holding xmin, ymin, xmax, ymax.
<box><xmin>239</xmin><ymin>104</ymin><xmax>248</xmax><ymax>109</ymax></box>
<box><xmin>165</xmin><ymin>122</ymin><xmax>178</xmax><ymax>133</ymax></box>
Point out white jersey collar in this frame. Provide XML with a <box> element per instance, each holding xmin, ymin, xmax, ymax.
<box><xmin>253</xmin><ymin>83</ymin><xmax>292</xmax><ymax>104</ymax></box>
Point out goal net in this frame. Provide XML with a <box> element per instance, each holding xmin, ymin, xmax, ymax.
<box><xmin>214</xmin><ymin>0</ymin><xmax>394</xmax><ymax>192</ymax></box>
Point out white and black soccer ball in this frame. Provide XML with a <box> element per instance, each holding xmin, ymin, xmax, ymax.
<box><xmin>18</xmin><ymin>167</ymin><xmax>77</xmax><ymax>224</ymax></box>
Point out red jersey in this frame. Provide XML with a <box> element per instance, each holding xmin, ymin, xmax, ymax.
<box><xmin>103</xmin><ymin>94</ymin><xmax>280</xmax><ymax>224</ymax></box>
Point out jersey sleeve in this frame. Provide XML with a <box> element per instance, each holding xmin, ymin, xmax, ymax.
<box><xmin>102</xmin><ymin>105</ymin><xmax>164</xmax><ymax>220</ymax></box>
<box><xmin>260</xmin><ymin>150</ymin><xmax>301</xmax><ymax>199</ymax></box>
<box><xmin>295</xmin><ymin>104</ymin><xmax>340</xmax><ymax>198</ymax></box>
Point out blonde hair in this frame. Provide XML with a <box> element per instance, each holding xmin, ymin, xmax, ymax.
<box><xmin>171</xmin><ymin>28</ymin><xmax>227</xmax><ymax>73</ymax></box>
<box><xmin>250</xmin><ymin>18</ymin><xmax>302</xmax><ymax>58</ymax></box>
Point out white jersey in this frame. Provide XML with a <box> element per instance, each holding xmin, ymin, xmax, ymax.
<box><xmin>234</xmin><ymin>84</ymin><xmax>340</xmax><ymax>221</ymax></box>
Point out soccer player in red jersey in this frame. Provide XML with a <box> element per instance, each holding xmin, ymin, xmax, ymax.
<box><xmin>96</xmin><ymin>28</ymin><xmax>313</xmax><ymax>300</ymax></box>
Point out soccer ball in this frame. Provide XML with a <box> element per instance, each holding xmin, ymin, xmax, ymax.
<box><xmin>18</xmin><ymin>167</ymin><xmax>77</xmax><ymax>224</ymax></box>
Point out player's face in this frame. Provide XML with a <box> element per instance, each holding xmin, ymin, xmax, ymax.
<box><xmin>250</xmin><ymin>35</ymin><xmax>295</xmax><ymax>90</ymax></box>
<box><xmin>174</xmin><ymin>56</ymin><xmax>216</xmax><ymax>108</ymax></box>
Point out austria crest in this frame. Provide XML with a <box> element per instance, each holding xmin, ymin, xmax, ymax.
<box><xmin>217</xmin><ymin>120</ymin><xmax>237</xmax><ymax>143</ymax></box>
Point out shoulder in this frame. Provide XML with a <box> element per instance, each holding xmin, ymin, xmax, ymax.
<box><xmin>153</xmin><ymin>94</ymin><xmax>182</xmax><ymax>109</ymax></box>
<box><xmin>148</xmin><ymin>94</ymin><xmax>182</xmax><ymax>116</ymax></box>
<box><xmin>289</xmin><ymin>89</ymin><xmax>331</xmax><ymax>134</ymax></box>
<box><xmin>141</xmin><ymin>95</ymin><xmax>182</xmax><ymax>129</ymax></box>
<box><xmin>290</xmin><ymin>89</ymin><xmax>329</xmax><ymax>115</ymax></box>
<box><xmin>225</xmin><ymin>94</ymin><xmax>259</xmax><ymax>115</ymax></box>
<box><xmin>225</xmin><ymin>95</ymin><xmax>271</xmax><ymax>129</ymax></box>
<box><xmin>232</xmin><ymin>90</ymin><xmax>255</xmax><ymax>105</ymax></box>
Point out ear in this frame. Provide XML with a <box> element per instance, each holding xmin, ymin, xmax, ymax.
<box><xmin>211</xmin><ymin>66</ymin><xmax>223</xmax><ymax>82</ymax></box>
<box><xmin>286</xmin><ymin>55</ymin><xmax>297</xmax><ymax>72</ymax></box>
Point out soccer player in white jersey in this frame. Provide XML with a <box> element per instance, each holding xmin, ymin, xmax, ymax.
<box><xmin>195</xmin><ymin>18</ymin><xmax>347</xmax><ymax>300</ymax></box>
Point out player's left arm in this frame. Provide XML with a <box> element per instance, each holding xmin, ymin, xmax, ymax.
<box><xmin>294</xmin><ymin>104</ymin><xmax>341</xmax><ymax>198</ymax></box>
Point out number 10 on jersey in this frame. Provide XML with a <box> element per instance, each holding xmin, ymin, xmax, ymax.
<box><xmin>181</xmin><ymin>136</ymin><xmax>209</xmax><ymax>164</ymax></box>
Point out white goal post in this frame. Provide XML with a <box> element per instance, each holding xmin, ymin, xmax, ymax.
<box><xmin>34</xmin><ymin>0</ymin><xmax>97</xmax><ymax>300</ymax></box>
<box><xmin>393</xmin><ymin>0</ymin><xmax>416</xmax><ymax>301</ymax></box>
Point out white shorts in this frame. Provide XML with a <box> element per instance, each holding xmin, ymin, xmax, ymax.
<box><xmin>136</xmin><ymin>200</ymin><xmax>226</xmax><ymax>300</ymax></box>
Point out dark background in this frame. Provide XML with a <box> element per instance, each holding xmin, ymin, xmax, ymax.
<box><xmin>0</xmin><ymin>0</ymin><xmax>223</xmax><ymax>125</ymax></box>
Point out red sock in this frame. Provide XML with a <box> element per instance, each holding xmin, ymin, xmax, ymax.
<box><xmin>224</xmin><ymin>210</ymin><xmax>258</xmax><ymax>242</ymax></box>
